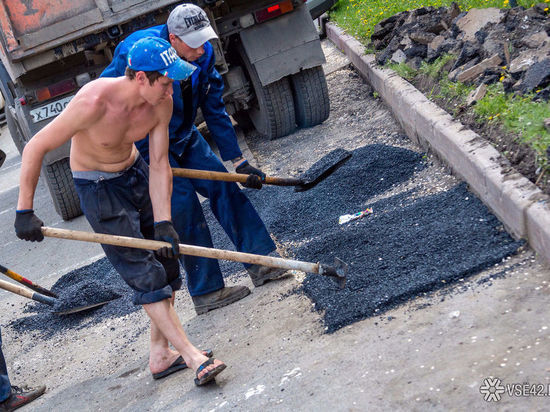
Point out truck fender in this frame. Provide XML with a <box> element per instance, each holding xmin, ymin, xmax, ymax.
<box><xmin>238</xmin><ymin>5</ymin><xmax>325</xmax><ymax>87</ymax></box>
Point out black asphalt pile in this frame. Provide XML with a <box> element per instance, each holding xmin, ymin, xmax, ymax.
<box><xmin>8</xmin><ymin>257</ymin><xmax>138</xmax><ymax>337</ymax></box>
<box><xmin>204</xmin><ymin>144</ymin><xmax>523</xmax><ymax>332</ymax></box>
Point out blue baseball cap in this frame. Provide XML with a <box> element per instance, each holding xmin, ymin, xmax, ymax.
<box><xmin>127</xmin><ymin>37</ymin><xmax>195</xmax><ymax>80</ymax></box>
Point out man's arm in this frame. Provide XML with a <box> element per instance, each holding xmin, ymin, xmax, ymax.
<box><xmin>198</xmin><ymin>46</ymin><xmax>265</xmax><ymax>188</ymax></box>
<box><xmin>148</xmin><ymin>97</ymin><xmax>181</xmax><ymax>258</ymax></box>
<box><xmin>148</xmin><ymin>98</ymin><xmax>174</xmax><ymax>223</ymax></box>
<box><xmin>198</xmin><ymin>46</ymin><xmax>242</xmax><ymax>162</ymax></box>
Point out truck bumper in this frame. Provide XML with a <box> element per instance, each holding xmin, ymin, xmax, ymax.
<box><xmin>239</xmin><ymin>5</ymin><xmax>326</xmax><ymax>86</ymax></box>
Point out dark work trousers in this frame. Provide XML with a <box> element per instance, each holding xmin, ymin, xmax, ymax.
<box><xmin>136</xmin><ymin>129</ymin><xmax>276</xmax><ymax>296</ymax></box>
<box><xmin>0</xmin><ymin>328</ymin><xmax>11</xmax><ymax>402</ymax></box>
<box><xmin>73</xmin><ymin>156</ymin><xmax>182</xmax><ymax>305</ymax></box>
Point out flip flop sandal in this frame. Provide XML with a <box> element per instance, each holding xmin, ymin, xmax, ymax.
<box><xmin>194</xmin><ymin>358</ymin><xmax>227</xmax><ymax>386</ymax></box>
<box><xmin>152</xmin><ymin>349</ymin><xmax>213</xmax><ymax>380</ymax></box>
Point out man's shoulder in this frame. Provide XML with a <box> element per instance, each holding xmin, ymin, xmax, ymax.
<box><xmin>125</xmin><ymin>24</ymin><xmax>165</xmax><ymax>45</ymax></box>
<box><xmin>74</xmin><ymin>78</ymin><xmax>118</xmax><ymax>111</ymax></box>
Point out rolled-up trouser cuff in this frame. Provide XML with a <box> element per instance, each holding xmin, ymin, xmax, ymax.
<box><xmin>134</xmin><ymin>275</ymin><xmax>182</xmax><ymax>305</ymax></box>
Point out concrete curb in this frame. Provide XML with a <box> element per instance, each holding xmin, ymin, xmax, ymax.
<box><xmin>326</xmin><ymin>23</ymin><xmax>550</xmax><ymax>265</ymax></box>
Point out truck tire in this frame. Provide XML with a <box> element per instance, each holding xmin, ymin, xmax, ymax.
<box><xmin>238</xmin><ymin>47</ymin><xmax>296</xmax><ymax>139</ymax></box>
<box><xmin>44</xmin><ymin>158</ymin><xmax>82</xmax><ymax>221</ymax></box>
<box><xmin>290</xmin><ymin>66</ymin><xmax>330</xmax><ymax>128</ymax></box>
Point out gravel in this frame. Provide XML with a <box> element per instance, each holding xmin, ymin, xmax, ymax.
<box><xmin>205</xmin><ymin>144</ymin><xmax>524</xmax><ymax>333</ymax></box>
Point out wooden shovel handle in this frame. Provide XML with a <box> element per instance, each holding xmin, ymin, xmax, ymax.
<box><xmin>0</xmin><ymin>263</ymin><xmax>58</xmax><ymax>298</ymax></box>
<box><xmin>41</xmin><ymin>227</ymin><xmax>319</xmax><ymax>274</ymax></box>
<box><xmin>171</xmin><ymin>168</ymin><xmax>303</xmax><ymax>187</ymax></box>
<box><xmin>0</xmin><ymin>278</ymin><xmax>56</xmax><ymax>306</ymax></box>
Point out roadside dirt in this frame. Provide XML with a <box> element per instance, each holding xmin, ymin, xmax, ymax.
<box><xmin>411</xmin><ymin>73</ymin><xmax>547</xmax><ymax>195</ymax></box>
<box><xmin>0</xmin><ymin>40</ymin><xmax>549</xmax><ymax>410</ymax></box>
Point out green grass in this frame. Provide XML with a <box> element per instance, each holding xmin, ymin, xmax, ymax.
<box><xmin>474</xmin><ymin>85</ymin><xmax>550</xmax><ymax>166</ymax></box>
<box><xmin>330</xmin><ymin>0</ymin><xmax>550</xmax><ymax>176</ymax></box>
<box><xmin>331</xmin><ymin>0</ymin><xmax>539</xmax><ymax>42</ymax></box>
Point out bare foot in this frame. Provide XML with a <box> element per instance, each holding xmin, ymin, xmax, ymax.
<box><xmin>149</xmin><ymin>348</ymin><xmax>181</xmax><ymax>375</ymax></box>
<box><xmin>194</xmin><ymin>358</ymin><xmax>226</xmax><ymax>385</ymax></box>
<box><xmin>149</xmin><ymin>349</ymin><xmax>213</xmax><ymax>375</ymax></box>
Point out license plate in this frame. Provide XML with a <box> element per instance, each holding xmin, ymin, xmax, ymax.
<box><xmin>30</xmin><ymin>95</ymin><xmax>74</xmax><ymax>123</ymax></box>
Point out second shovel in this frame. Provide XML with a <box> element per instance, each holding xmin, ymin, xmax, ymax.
<box><xmin>172</xmin><ymin>149</ymin><xmax>351</xmax><ymax>192</ymax></box>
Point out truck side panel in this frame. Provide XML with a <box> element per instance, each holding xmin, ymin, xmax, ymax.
<box><xmin>1</xmin><ymin>0</ymin><xmax>98</xmax><ymax>52</ymax></box>
<box><xmin>239</xmin><ymin>5</ymin><xmax>325</xmax><ymax>86</ymax></box>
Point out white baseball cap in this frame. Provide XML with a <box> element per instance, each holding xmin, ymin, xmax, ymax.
<box><xmin>167</xmin><ymin>4</ymin><xmax>218</xmax><ymax>48</ymax></box>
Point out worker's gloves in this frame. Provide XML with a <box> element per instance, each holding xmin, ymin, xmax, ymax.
<box><xmin>235</xmin><ymin>160</ymin><xmax>265</xmax><ymax>190</ymax></box>
<box><xmin>154</xmin><ymin>221</ymin><xmax>181</xmax><ymax>259</ymax></box>
<box><xmin>14</xmin><ymin>210</ymin><xmax>44</xmax><ymax>242</ymax></box>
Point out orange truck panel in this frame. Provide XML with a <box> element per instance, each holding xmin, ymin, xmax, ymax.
<box><xmin>0</xmin><ymin>0</ymin><xmax>96</xmax><ymax>52</ymax></box>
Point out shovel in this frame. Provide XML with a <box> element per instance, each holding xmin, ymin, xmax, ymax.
<box><xmin>0</xmin><ymin>263</ymin><xmax>58</xmax><ymax>298</ymax></box>
<box><xmin>0</xmin><ymin>277</ymin><xmax>115</xmax><ymax>315</ymax></box>
<box><xmin>41</xmin><ymin>227</ymin><xmax>348</xmax><ymax>288</ymax></box>
<box><xmin>0</xmin><ymin>278</ymin><xmax>56</xmax><ymax>306</ymax></box>
<box><xmin>172</xmin><ymin>149</ymin><xmax>352</xmax><ymax>192</ymax></box>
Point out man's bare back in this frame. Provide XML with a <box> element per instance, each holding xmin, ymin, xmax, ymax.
<box><xmin>69</xmin><ymin>76</ymin><xmax>172</xmax><ymax>173</ymax></box>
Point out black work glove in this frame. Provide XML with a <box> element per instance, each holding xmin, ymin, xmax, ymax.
<box><xmin>235</xmin><ymin>160</ymin><xmax>265</xmax><ymax>189</ymax></box>
<box><xmin>14</xmin><ymin>210</ymin><xmax>44</xmax><ymax>242</ymax></box>
<box><xmin>154</xmin><ymin>221</ymin><xmax>181</xmax><ymax>259</ymax></box>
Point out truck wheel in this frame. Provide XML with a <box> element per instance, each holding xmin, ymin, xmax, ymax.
<box><xmin>290</xmin><ymin>66</ymin><xmax>330</xmax><ymax>128</ymax></box>
<box><xmin>238</xmin><ymin>47</ymin><xmax>296</xmax><ymax>139</ymax></box>
<box><xmin>44</xmin><ymin>158</ymin><xmax>82</xmax><ymax>221</ymax></box>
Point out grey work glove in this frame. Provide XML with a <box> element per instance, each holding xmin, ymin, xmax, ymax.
<box><xmin>235</xmin><ymin>160</ymin><xmax>265</xmax><ymax>190</ymax></box>
<box><xmin>153</xmin><ymin>221</ymin><xmax>181</xmax><ymax>259</ymax></box>
<box><xmin>14</xmin><ymin>210</ymin><xmax>44</xmax><ymax>242</ymax></box>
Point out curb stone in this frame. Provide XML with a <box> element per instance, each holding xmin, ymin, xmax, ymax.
<box><xmin>326</xmin><ymin>22</ymin><xmax>550</xmax><ymax>266</ymax></box>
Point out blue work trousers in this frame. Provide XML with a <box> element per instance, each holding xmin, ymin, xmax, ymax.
<box><xmin>137</xmin><ymin>129</ymin><xmax>276</xmax><ymax>296</ymax></box>
<box><xmin>0</xmin><ymin>328</ymin><xmax>11</xmax><ymax>402</ymax></box>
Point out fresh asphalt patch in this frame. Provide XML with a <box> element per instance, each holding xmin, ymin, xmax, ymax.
<box><xmin>8</xmin><ymin>258</ymin><xmax>137</xmax><ymax>337</ymax></box>
<box><xmin>206</xmin><ymin>144</ymin><xmax>524</xmax><ymax>332</ymax></box>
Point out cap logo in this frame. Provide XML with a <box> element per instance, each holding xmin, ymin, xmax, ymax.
<box><xmin>184</xmin><ymin>13</ymin><xmax>209</xmax><ymax>30</ymax></box>
<box><xmin>159</xmin><ymin>47</ymin><xmax>179</xmax><ymax>66</ymax></box>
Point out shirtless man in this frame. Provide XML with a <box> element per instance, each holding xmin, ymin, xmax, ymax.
<box><xmin>14</xmin><ymin>37</ymin><xmax>226</xmax><ymax>386</ymax></box>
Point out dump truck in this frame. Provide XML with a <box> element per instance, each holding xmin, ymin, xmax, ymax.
<box><xmin>0</xmin><ymin>0</ymin><xmax>330</xmax><ymax>220</ymax></box>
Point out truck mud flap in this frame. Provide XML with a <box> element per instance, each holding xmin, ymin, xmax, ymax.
<box><xmin>239</xmin><ymin>5</ymin><xmax>325</xmax><ymax>87</ymax></box>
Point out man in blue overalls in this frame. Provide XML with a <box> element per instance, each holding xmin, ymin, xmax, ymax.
<box><xmin>101</xmin><ymin>3</ymin><xmax>286</xmax><ymax>315</ymax></box>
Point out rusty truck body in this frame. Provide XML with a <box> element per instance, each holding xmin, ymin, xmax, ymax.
<box><xmin>0</xmin><ymin>0</ymin><xmax>329</xmax><ymax>220</ymax></box>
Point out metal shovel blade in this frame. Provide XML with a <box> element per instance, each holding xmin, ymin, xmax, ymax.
<box><xmin>318</xmin><ymin>257</ymin><xmax>348</xmax><ymax>289</ymax></box>
<box><xmin>294</xmin><ymin>150</ymin><xmax>352</xmax><ymax>192</ymax></box>
<box><xmin>54</xmin><ymin>296</ymin><xmax>120</xmax><ymax>316</ymax></box>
